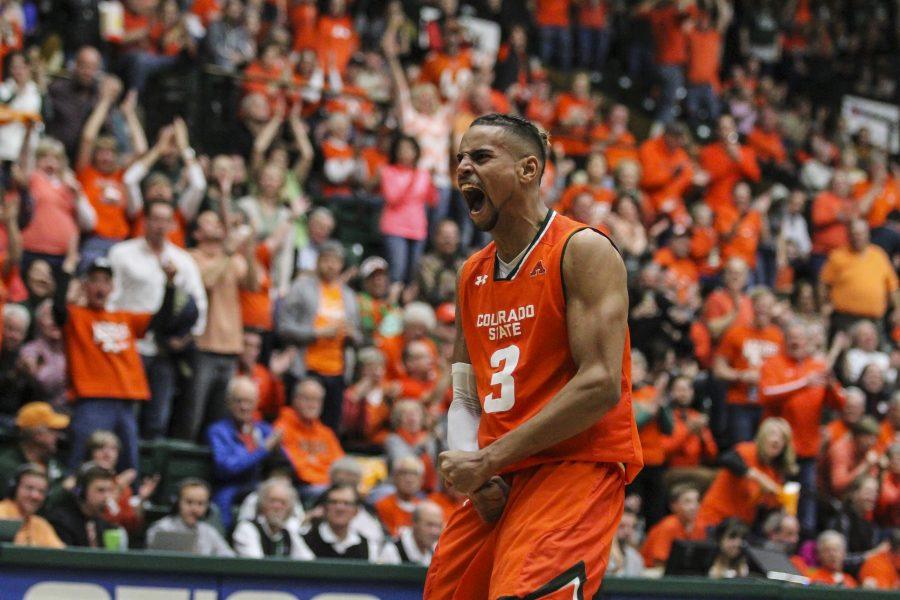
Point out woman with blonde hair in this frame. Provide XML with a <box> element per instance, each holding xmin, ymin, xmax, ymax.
<box><xmin>696</xmin><ymin>417</ymin><xmax>798</xmax><ymax>531</ymax></box>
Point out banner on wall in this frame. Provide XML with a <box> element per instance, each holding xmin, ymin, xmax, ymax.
<box><xmin>4</xmin><ymin>567</ymin><xmax>423</xmax><ymax>600</ymax></box>
<box><xmin>840</xmin><ymin>95</ymin><xmax>900</xmax><ymax>153</ymax></box>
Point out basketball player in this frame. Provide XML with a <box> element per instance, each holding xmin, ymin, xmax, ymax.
<box><xmin>424</xmin><ymin>114</ymin><xmax>643</xmax><ymax>599</ymax></box>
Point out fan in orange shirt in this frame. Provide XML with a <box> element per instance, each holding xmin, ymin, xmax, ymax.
<box><xmin>378</xmin><ymin>302</ymin><xmax>439</xmax><ymax>382</ymax></box>
<box><xmin>702</xmin><ymin>257</ymin><xmax>754</xmax><ymax>345</ymax></box>
<box><xmin>553</xmin><ymin>73</ymin><xmax>596</xmax><ymax>158</ymax></box>
<box><xmin>714</xmin><ymin>182</ymin><xmax>767</xmax><ymax>269</ymax></box>
<box><xmin>663</xmin><ymin>375</ymin><xmax>718</xmax><ymax>469</ymax></box>
<box><xmin>243</xmin><ymin>42</ymin><xmax>301</xmax><ymax>108</ymax></box>
<box><xmin>684</xmin><ymin>7</ymin><xmax>730</xmax><ymax>127</ymax></box>
<box><xmin>808</xmin><ymin>531</ymin><xmax>858</xmax><ymax>589</ymax></box>
<box><xmin>748</xmin><ymin>106</ymin><xmax>789</xmax><ymax>171</ymax></box>
<box><xmin>238</xmin><ymin>330</ymin><xmax>287</xmax><ymax>422</ymax></box>
<box><xmin>713</xmin><ymin>288</ymin><xmax>784</xmax><ymax>443</ymax></box>
<box><xmin>823</xmin><ymin>387</ymin><xmax>866</xmax><ymax>448</ymax></box>
<box><xmin>390</xmin><ymin>339</ymin><xmax>439</xmax><ymax>402</ymax></box>
<box><xmin>654</xmin><ymin>228</ymin><xmax>700</xmax><ymax>303</ymax></box>
<box><xmin>419</xmin><ymin>24</ymin><xmax>473</xmax><ymax>101</ymax></box>
<box><xmin>639</xmin><ymin>123</ymin><xmax>694</xmax><ymax>222</ymax></box>
<box><xmin>55</xmin><ymin>252</ymin><xmax>176</xmax><ymax>474</ymax></box>
<box><xmin>274</xmin><ymin>378</ymin><xmax>345</xmax><ymax>489</ymax></box>
<box><xmin>375</xmin><ymin>456</ymin><xmax>426</xmax><ymax>536</ymax></box>
<box><xmin>314</xmin><ymin>0</ymin><xmax>359</xmax><ymax>76</ymax></box>
<box><xmin>811</xmin><ymin>170</ymin><xmax>856</xmax><ymax>258</ymax></box>
<box><xmin>699</xmin><ymin>115</ymin><xmax>761</xmax><ymax>213</ymax></box>
<box><xmin>290</xmin><ymin>0</ymin><xmax>318</xmax><ymax>52</ymax></box>
<box><xmin>556</xmin><ymin>152</ymin><xmax>615</xmax><ymax>215</ymax></box>
<box><xmin>590</xmin><ymin>104</ymin><xmax>639</xmax><ymax>170</ymax></box>
<box><xmin>759</xmin><ymin>322</ymin><xmax>844</xmax><ymax>534</ymax></box>
<box><xmin>641</xmin><ymin>484</ymin><xmax>705</xmax><ymax>568</ymax></box>
<box><xmin>855</xmin><ymin>154</ymin><xmax>899</xmax><ymax>230</ymax></box>
<box><xmin>858</xmin><ymin>530</ymin><xmax>900</xmax><ymax>590</ymax></box>
<box><xmin>696</xmin><ymin>417</ymin><xmax>796</xmax><ymax>531</ymax></box>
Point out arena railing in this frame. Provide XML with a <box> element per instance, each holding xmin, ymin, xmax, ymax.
<box><xmin>0</xmin><ymin>544</ymin><xmax>895</xmax><ymax>599</ymax></box>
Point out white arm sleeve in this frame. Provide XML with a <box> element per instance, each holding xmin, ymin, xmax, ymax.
<box><xmin>447</xmin><ymin>362</ymin><xmax>481</xmax><ymax>452</ymax></box>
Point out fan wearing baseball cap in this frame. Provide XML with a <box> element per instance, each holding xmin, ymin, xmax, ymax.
<box><xmin>0</xmin><ymin>402</ymin><xmax>70</xmax><ymax>492</ymax></box>
<box><xmin>53</xmin><ymin>249</ymin><xmax>177</xmax><ymax>475</ymax></box>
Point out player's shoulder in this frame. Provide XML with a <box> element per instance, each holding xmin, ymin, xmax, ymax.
<box><xmin>559</xmin><ymin>225</ymin><xmax>624</xmax><ymax>277</ymax></box>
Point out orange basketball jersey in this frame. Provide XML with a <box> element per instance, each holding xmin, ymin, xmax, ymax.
<box><xmin>458</xmin><ymin>211</ymin><xmax>643</xmax><ymax>482</ymax></box>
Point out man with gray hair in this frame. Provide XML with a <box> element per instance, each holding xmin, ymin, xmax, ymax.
<box><xmin>1</xmin><ymin>304</ymin><xmax>33</xmax><ymax>418</ymax></box>
<box><xmin>380</xmin><ymin>501</ymin><xmax>445</xmax><ymax>566</ymax></box>
<box><xmin>278</xmin><ymin>240</ymin><xmax>361</xmax><ymax>432</ymax></box>
<box><xmin>232</xmin><ymin>477</ymin><xmax>312</xmax><ymax>559</ymax></box>
<box><xmin>207</xmin><ymin>375</ymin><xmax>285</xmax><ymax>529</ymax></box>
<box><xmin>760</xmin><ymin>321</ymin><xmax>844</xmax><ymax>536</ymax></box>
<box><xmin>810</xmin><ymin>530</ymin><xmax>857</xmax><ymax>587</ymax></box>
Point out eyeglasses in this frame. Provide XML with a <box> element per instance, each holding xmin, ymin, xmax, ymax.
<box><xmin>326</xmin><ymin>499</ymin><xmax>357</xmax><ymax>507</ymax></box>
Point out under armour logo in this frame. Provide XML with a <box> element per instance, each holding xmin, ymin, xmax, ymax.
<box><xmin>475</xmin><ymin>274</ymin><xmax>488</xmax><ymax>286</ymax></box>
<box><xmin>530</xmin><ymin>260</ymin><xmax>546</xmax><ymax>277</ymax></box>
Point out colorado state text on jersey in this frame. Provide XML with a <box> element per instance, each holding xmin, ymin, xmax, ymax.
<box><xmin>475</xmin><ymin>304</ymin><xmax>536</xmax><ymax>341</ymax></box>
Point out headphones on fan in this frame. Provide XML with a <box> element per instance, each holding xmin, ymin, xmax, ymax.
<box><xmin>169</xmin><ymin>477</ymin><xmax>212</xmax><ymax>519</ymax></box>
<box><xmin>5</xmin><ymin>463</ymin><xmax>47</xmax><ymax>499</ymax></box>
<box><xmin>73</xmin><ymin>462</ymin><xmax>116</xmax><ymax>502</ymax></box>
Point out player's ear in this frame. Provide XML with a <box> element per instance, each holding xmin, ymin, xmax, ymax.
<box><xmin>518</xmin><ymin>155</ymin><xmax>540</xmax><ymax>184</ymax></box>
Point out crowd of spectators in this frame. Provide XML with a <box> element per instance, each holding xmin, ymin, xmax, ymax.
<box><xmin>0</xmin><ymin>0</ymin><xmax>898</xmax><ymax>588</ymax></box>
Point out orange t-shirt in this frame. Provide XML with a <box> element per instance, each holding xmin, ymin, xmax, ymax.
<box><xmin>242</xmin><ymin>362</ymin><xmax>285</xmax><ymax>422</ymax></box>
<box><xmin>854</xmin><ymin>177</ymin><xmax>898</xmax><ymax>229</ymax></box>
<box><xmin>290</xmin><ymin>2</ymin><xmax>318</xmax><ymax>52</ymax></box>
<box><xmin>579</xmin><ymin>1</ymin><xmax>607</xmax><ymax>28</ymax></box>
<box><xmin>375</xmin><ymin>493</ymin><xmax>419</xmax><ymax>537</ymax></box>
<box><xmin>820</xmin><ymin>245</ymin><xmax>899</xmax><ymax>318</ymax></box>
<box><xmin>640</xmin><ymin>514</ymin><xmax>705</xmax><ymax>566</ymax></box>
<box><xmin>23</xmin><ymin>171</ymin><xmax>78</xmax><ymax>256</ymax></box>
<box><xmin>759</xmin><ymin>353</ymin><xmax>844</xmax><ymax>458</ymax></box>
<box><xmin>315</xmin><ymin>15</ymin><xmax>359</xmax><ymax>74</ymax></box>
<box><xmin>686</xmin><ymin>28</ymin><xmax>721</xmax><ymax>87</ymax></box>
<box><xmin>190</xmin><ymin>0</ymin><xmax>220</xmax><ymax>25</ymax></box>
<box><xmin>698</xmin><ymin>142</ymin><xmax>761</xmax><ymax>213</ymax></box>
<box><xmin>305</xmin><ymin>283</ymin><xmax>346</xmax><ymax>376</ymax></box>
<box><xmin>525</xmin><ymin>96</ymin><xmax>556</xmax><ymax>130</ymax></box>
<box><xmin>590</xmin><ymin>123</ymin><xmax>638</xmax><ymax>170</ymax></box>
<box><xmin>274</xmin><ymin>407</ymin><xmax>344</xmax><ymax>485</ymax></box>
<box><xmin>458</xmin><ymin>212</ymin><xmax>643</xmax><ymax>480</ymax></box>
<box><xmin>664</xmin><ymin>407</ymin><xmax>718</xmax><ymax>467</ymax></box>
<box><xmin>859</xmin><ymin>550</ymin><xmax>899</xmax><ymax>590</ymax></box>
<box><xmin>824</xmin><ymin>418</ymin><xmax>851</xmax><ymax>447</ymax></box>
<box><xmin>715</xmin><ymin>207</ymin><xmax>762</xmax><ymax>268</ymax></box>
<box><xmin>702</xmin><ymin>289</ymin><xmax>753</xmax><ymax>332</ymax></box>
<box><xmin>554</xmin><ymin>93</ymin><xmax>594</xmax><ymax>157</ymax></box>
<box><xmin>64</xmin><ymin>305</ymin><xmax>152</xmax><ymax>401</ymax></box>
<box><xmin>647</xmin><ymin>6</ymin><xmax>689</xmax><ymax>65</ymax></box>
<box><xmin>536</xmin><ymin>0</ymin><xmax>571</xmax><ymax>27</ymax></box>
<box><xmin>78</xmin><ymin>165</ymin><xmax>130</xmax><ymax>240</ymax></box>
<box><xmin>696</xmin><ymin>442</ymin><xmax>783</xmax><ymax>529</ymax></box>
<box><xmin>634</xmin><ymin>385</ymin><xmax>666</xmax><ymax>467</ymax></box>
<box><xmin>419</xmin><ymin>50</ymin><xmax>473</xmax><ymax>96</ymax></box>
<box><xmin>747</xmin><ymin>127</ymin><xmax>787</xmax><ymax>164</ymax></box>
<box><xmin>321</xmin><ymin>138</ymin><xmax>356</xmax><ymax>197</ymax></box>
<box><xmin>638</xmin><ymin>136</ymin><xmax>693</xmax><ymax>219</ymax></box>
<box><xmin>654</xmin><ymin>247</ymin><xmax>699</xmax><ymax>303</ymax></box>
<box><xmin>811</xmin><ymin>191</ymin><xmax>855</xmax><ymax>255</ymax></box>
<box><xmin>239</xmin><ymin>244</ymin><xmax>273</xmax><ymax>331</ymax></box>
<box><xmin>807</xmin><ymin>569</ymin><xmax>858</xmax><ymax>588</ymax></box>
<box><xmin>690</xmin><ymin>225</ymin><xmax>720</xmax><ymax>276</ymax></box>
<box><xmin>378</xmin><ymin>335</ymin><xmax>439</xmax><ymax>383</ymax></box>
<box><xmin>715</xmin><ymin>323</ymin><xmax>784</xmax><ymax>405</ymax></box>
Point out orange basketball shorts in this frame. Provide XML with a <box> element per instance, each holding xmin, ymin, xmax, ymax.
<box><xmin>424</xmin><ymin>461</ymin><xmax>625</xmax><ymax>600</ymax></box>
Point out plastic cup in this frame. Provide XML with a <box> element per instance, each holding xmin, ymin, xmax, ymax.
<box><xmin>779</xmin><ymin>482</ymin><xmax>801</xmax><ymax>516</ymax></box>
<box><xmin>103</xmin><ymin>528</ymin><xmax>123</xmax><ymax>551</ymax></box>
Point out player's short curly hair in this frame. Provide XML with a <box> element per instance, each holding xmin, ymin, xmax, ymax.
<box><xmin>471</xmin><ymin>113</ymin><xmax>549</xmax><ymax>176</ymax></box>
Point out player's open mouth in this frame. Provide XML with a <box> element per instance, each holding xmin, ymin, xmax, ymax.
<box><xmin>461</xmin><ymin>184</ymin><xmax>487</xmax><ymax>215</ymax></box>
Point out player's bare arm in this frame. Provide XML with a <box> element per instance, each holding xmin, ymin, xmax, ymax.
<box><xmin>440</xmin><ymin>230</ymin><xmax>628</xmax><ymax>494</ymax></box>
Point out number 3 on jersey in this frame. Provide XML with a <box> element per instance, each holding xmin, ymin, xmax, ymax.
<box><xmin>483</xmin><ymin>344</ymin><xmax>520</xmax><ymax>413</ymax></box>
